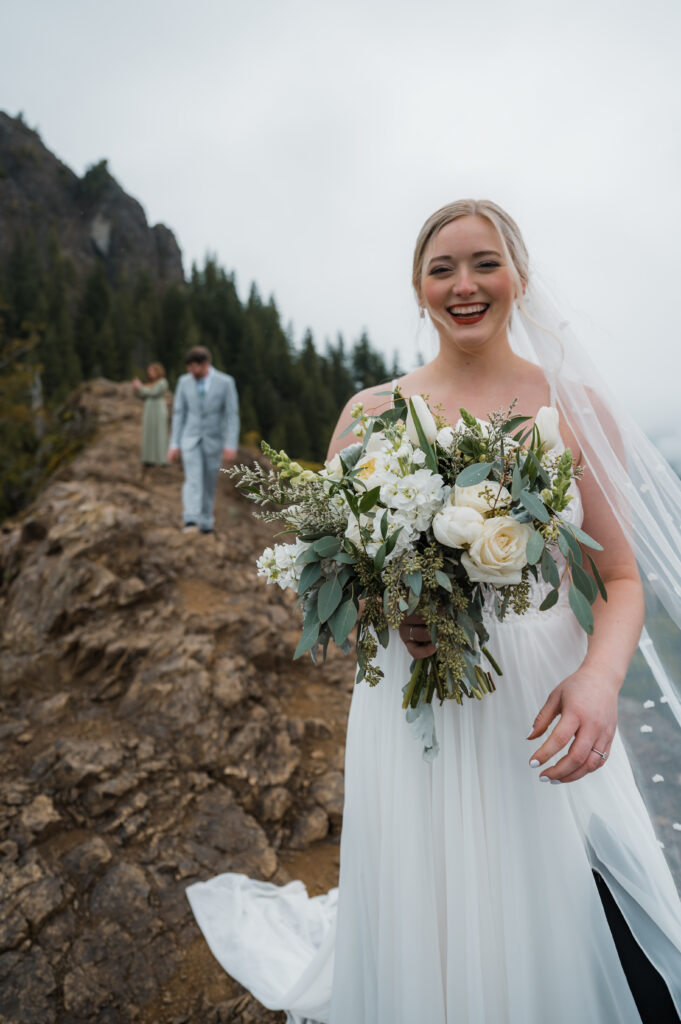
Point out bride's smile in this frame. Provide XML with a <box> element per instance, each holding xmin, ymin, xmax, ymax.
<box><xmin>420</xmin><ymin>214</ymin><xmax>518</xmax><ymax>350</ymax></box>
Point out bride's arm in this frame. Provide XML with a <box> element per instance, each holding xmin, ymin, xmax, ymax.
<box><xmin>526</xmin><ymin>416</ymin><xmax>645</xmax><ymax>783</ymax></box>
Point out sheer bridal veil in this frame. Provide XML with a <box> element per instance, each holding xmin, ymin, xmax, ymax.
<box><xmin>516</xmin><ymin>276</ymin><xmax>681</xmax><ymax>885</ymax></box>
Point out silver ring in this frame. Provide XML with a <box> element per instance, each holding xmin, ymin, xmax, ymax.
<box><xmin>408</xmin><ymin>627</ymin><xmax>415</xmax><ymax>642</ymax></box>
<box><xmin>591</xmin><ymin>747</ymin><xmax>607</xmax><ymax>761</ymax></box>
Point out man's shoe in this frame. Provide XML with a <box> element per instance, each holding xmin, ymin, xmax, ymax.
<box><xmin>182</xmin><ymin>523</ymin><xmax>199</xmax><ymax>534</ymax></box>
<box><xmin>199</xmin><ymin>527</ymin><xmax>214</xmax><ymax>535</ymax></box>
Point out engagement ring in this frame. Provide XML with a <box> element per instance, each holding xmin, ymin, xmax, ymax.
<box><xmin>591</xmin><ymin>747</ymin><xmax>607</xmax><ymax>761</ymax></box>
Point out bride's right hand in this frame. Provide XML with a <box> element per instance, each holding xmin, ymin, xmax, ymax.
<box><xmin>398</xmin><ymin>614</ymin><xmax>436</xmax><ymax>659</ymax></box>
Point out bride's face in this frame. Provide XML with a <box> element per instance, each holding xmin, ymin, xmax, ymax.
<box><xmin>419</xmin><ymin>215</ymin><xmax>518</xmax><ymax>352</ymax></box>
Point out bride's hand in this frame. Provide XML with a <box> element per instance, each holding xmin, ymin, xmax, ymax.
<box><xmin>398</xmin><ymin>614</ymin><xmax>436</xmax><ymax>660</ymax></box>
<box><xmin>526</xmin><ymin>666</ymin><xmax>620</xmax><ymax>783</ymax></box>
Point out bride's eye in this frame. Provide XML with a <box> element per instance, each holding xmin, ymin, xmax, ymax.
<box><xmin>429</xmin><ymin>266</ymin><xmax>452</xmax><ymax>276</ymax></box>
<box><xmin>477</xmin><ymin>261</ymin><xmax>501</xmax><ymax>269</ymax></box>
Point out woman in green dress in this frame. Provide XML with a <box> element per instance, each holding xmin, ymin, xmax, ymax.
<box><xmin>132</xmin><ymin>362</ymin><xmax>169</xmax><ymax>467</ymax></box>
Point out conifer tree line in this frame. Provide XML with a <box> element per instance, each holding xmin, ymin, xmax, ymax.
<box><xmin>0</xmin><ymin>229</ymin><xmax>401</xmax><ymax>520</ymax></box>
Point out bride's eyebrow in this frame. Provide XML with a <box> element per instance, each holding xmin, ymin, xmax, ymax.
<box><xmin>427</xmin><ymin>249</ymin><xmax>502</xmax><ymax>266</ymax></box>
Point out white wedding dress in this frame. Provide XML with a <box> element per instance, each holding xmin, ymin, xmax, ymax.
<box><xmin>187</xmin><ymin>455</ymin><xmax>681</xmax><ymax>1023</ymax></box>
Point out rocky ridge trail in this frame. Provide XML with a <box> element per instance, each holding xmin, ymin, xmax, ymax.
<box><xmin>0</xmin><ymin>381</ymin><xmax>353</xmax><ymax>1024</ymax></box>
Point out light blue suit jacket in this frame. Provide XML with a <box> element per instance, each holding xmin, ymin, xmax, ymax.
<box><xmin>170</xmin><ymin>369</ymin><xmax>239</xmax><ymax>456</ymax></box>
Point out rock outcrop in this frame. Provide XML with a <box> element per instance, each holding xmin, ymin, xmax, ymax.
<box><xmin>0</xmin><ymin>381</ymin><xmax>353</xmax><ymax>1023</ymax></box>
<box><xmin>0</xmin><ymin>111</ymin><xmax>184</xmax><ymax>286</ymax></box>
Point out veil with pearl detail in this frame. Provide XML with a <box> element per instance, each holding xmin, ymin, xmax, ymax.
<box><xmin>506</xmin><ymin>274</ymin><xmax>681</xmax><ymax>888</ymax></box>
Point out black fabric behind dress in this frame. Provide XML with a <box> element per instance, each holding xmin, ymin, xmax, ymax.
<box><xmin>595</xmin><ymin>872</ymin><xmax>680</xmax><ymax>1022</ymax></box>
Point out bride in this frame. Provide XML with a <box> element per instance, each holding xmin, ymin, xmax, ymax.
<box><xmin>187</xmin><ymin>200</ymin><xmax>681</xmax><ymax>1023</ymax></box>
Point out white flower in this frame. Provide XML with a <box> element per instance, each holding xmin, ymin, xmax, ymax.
<box><xmin>322</xmin><ymin>453</ymin><xmax>343</xmax><ymax>481</ymax></box>
<box><xmin>411</xmin><ymin>448</ymin><xmax>427</xmax><ymax>466</ymax></box>
<box><xmin>534</xmin><ymin>406</ymin><xmax>561</xmax><ymax>450</ymax></box>
<box><xmin>432</xmin><ymin>505</ymin><xmax>485</xmax><ymax>548</ymax></box>
<box><xmin>436</xmin><ymin>426</ymin><xmax>456</xmax><ymax>450</ymax></box>
<box><xmin>460</xmin><ymin>516</ymin><xmax>533</xmax><ymax>585</ymax></box>
<box><xmin>365</xmin><ymin>430</ymin><xmax>388</xmax><ymax>454</ymax></box>
<box><xmin>454</xmin><ymin>480</ymin><xmax>512</xmax><ymax>515</ymax></box>
<box><xmin>353</xmin><ymin>452</ymin><xmax>395</xmax><ymax>491</ymax></box>
<box><xmin>256</xmin><ymin>539</ymin><xmax>311</xmax><ymax>590</ymax></box>
<box><xmin>379</xmin><ymin>469</ymin><xmax>445</xmax><ymax>532</ymax></box>
<box><xmin>406</xmin><ymin>394</ymin><xmax>438</xmax><ymax>446</ymax></box>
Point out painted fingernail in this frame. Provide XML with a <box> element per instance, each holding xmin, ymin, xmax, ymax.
<box><xmin>526</xmin><ymin>730</ymin><xmax>534</xmax><ymax>739</ymax></box>
<box><xmin>550</xmin><ymin>780</ymin><xmax>562</xmax><ymax>785</ymax></box>
<box><xmin>539</xmin><ymin>775</ymin><xmax>550</xmax><ymax>783</ymax></box>
<box><xmin>529</xmin><ymin>759</ymin><xmax>540</xmax><ymax>768</ymax></box>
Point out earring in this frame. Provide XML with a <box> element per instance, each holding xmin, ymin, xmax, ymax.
<box><xmin>419</xmin><ymin>307</ymin><xmax>425</xmax><ymax>319</ymax></box>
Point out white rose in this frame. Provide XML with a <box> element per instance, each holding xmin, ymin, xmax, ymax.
<box><xmin>406</xmin><ymin>394</ymin><xmax>438</xmax><ymax>446</ymax></box>
<box><xmin>436</xmin><ymin>426</ymin><xmax>456</xmax><ymax>450</ymax></box>
<box><xmin>432</xmin><ymin>505</ymin><xmax>485</xmax><ymax>548</ymax></box>
<box><xmin>323</xmin><ymin>453</ymin><xmax>343</xmax><ymax>480</ymax></box>
<box><xmin>454</xmin><ymin>480</ymin><xmax>512</xmax><ymax>514</ymax></box>
<box><xmin>461</xmin><ymin>517</ymin><xmax>533</xmax><ymax>585</ymax></box>
<box><xmin>534</xmin><ymin>406</ymin><xmax>561</xmax><ymax>450</ymax></box>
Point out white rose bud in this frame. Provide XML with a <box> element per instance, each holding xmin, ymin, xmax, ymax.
<box><xmin>436</xmin><ymin>426</ymin><xmax>456</xmax><ymax>450</ymax></box>
<box><xmin>454</xmin><ymin>480</ymin><xmax>512</xmax><ymax>514</ymax></box>
<box><xmin>534</xmin><ymin>406</ymin><xmax>561</xmax><ymax>450</ymax></box>
<box><xmin>461</xmin><ymin>517</ymin><xmax>533</xmax><ymax>585</ymax></box>
<box><xmin>433</xmin><ymin>505</ymin><xmax>485</xmax><ymax>548</ymax></box>
<box><xmin>406</xmin><ymin>394</ymin><xmax>438</xmax><ymax>446</ymax></box>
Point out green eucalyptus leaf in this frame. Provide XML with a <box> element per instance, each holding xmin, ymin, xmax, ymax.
<box><xmin>526</xmin><ymin>530</ymin><xmax>545</xmax><ymax>565</ymax></box>
<box><xmin>571</xmin><ymin>562</ymin><xmax>598</xmax><ymax>603</ymax></box>
<box><xmin>313</xmin><ymin>535</ymin><xmax>342</xmax><ymax>557</ymax></box>
<box><xmin>293</xmin><ymin>617</ymin><xmax>321</xmax><ymax>659</ymax></box>
<box><xmin>435</xmin><ymin>570</ymin><xmax>452</xmax><ymax>592</ymax></box>
<box><xmin>296</xmin><ymin>545</ymin><xmax>320</xmax><ymax>565</ymax></box>
<box><xmin>519</xmin><ymin>488</ymin><xmax>549</xmax><ymax>523</ymax></box>
<box><xmin>540</xmin><ymin>549</ymin><xmax>560</xmax><ymax>588</ymax></box>
<box><xmin>558</xmin><ymin>526</ymin><xmax>582</xmax><ymax>565</ymax></box>
<box><xmin>587</xmin><ymin>554</ymin><xmax>608</xmax><ymax>602</ymax></box>
<box><xmin>298</xmin><ymin>562</ymin><xmax>322</xmax><ymax>594</ymax></box>
<box><xmin>374</xmin><ymin>543</ymin><xmax>387</xmax><ymax>571</ymax></box>
<box><xmin>564</xmin><ymin>521</ymin><xmax>604</xmax><ymax>551</ymax></box>
<box><xmin>569</xmin><ymin>583</ymin><xmax>594</xmax><ymax>634</ymax></box>
<box><xmin>328</xmin><ymin>599</ymin><xmax>359</xmax><ymax>645</ymax></box>
<box><xmin>318</xmin><ymin>576</ymin><xmax>343</xmax><ymax>622</ymax></box>
<box><xmin>456</xmin><ymin>461</ymin><xmax>493</xmax><ymax>487</ymax></box>
<box><xmin>404</xmin><ymin>570</ymin><xmax>422</xmax><ymax>597</ymax></box>
<box><xmin>539</xmin><ymin>588</ymin><xmax>560</xmax><ymax>611</ymax></box>
<box><xmin>511</xmin><ymin>464</ymin><xmax>526</xmax><ymax>500</ymax></box>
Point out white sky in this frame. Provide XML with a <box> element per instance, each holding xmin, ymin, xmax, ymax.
<box><xmin>2</xmin><ymin>0</ymin><xmax>680</xmax><ymax>447</ymax></box>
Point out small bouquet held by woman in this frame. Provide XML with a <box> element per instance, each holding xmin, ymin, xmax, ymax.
<box><xmin>231</xmin><ymin>390</ymin><xmax>606</xmax><ymax>758</ymax></box>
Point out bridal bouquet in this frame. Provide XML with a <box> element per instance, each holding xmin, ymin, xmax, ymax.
<box><xmin>230</xmin><ymin>390</ymin><xmax>606</xmax><ymax>758</ymax></box>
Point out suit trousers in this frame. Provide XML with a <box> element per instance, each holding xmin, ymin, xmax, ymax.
<box><xmin>182</xmin><ymin>445</ymin><xmax>222</xmax><ymax>530</ymax></box>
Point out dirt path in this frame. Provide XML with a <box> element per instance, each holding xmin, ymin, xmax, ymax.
<box><xmin>0</xmin><ymin>381</ymin><xmax>353</xmax><ymax>1024</ymax></box>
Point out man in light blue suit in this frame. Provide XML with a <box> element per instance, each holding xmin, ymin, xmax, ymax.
<box><xmin>168</xmin><ymin>346</ymin><xmax>239</xmax><ymax>534</ymax></box>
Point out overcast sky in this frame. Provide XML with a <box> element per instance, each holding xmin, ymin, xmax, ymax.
<box><xmin>2</xmin><ymin>0</ymin><xmax>679</xmax><ymax>450</ymax></box>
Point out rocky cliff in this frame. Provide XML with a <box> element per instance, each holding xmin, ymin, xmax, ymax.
<box><xmin>0</xmin><ymin>112</ymin><xmax>184</xmax><ymax>286</ymax></box>
<box><xmin>0</xmin><ymin>382</ymin><xmax>352</xmax><ymax>1024</ymax></box>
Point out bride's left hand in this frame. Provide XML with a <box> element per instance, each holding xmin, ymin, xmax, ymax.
<box><xmin>526</xmin><ymin>666</ymin><xmax>620</xmax><ymax>783</ymax></box>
